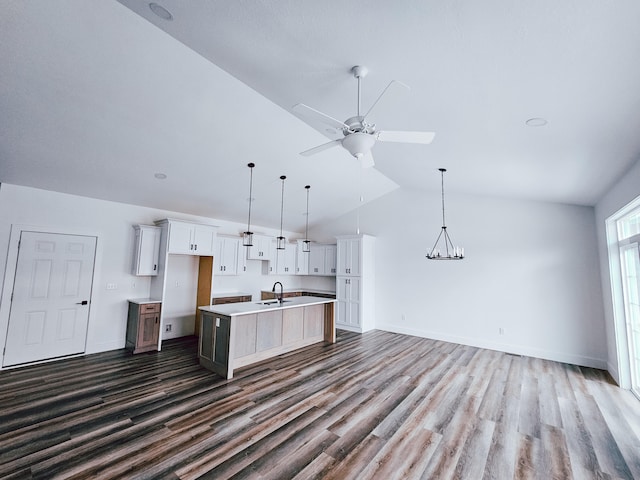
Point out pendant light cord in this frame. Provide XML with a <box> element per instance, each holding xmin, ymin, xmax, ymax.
<box><xmin>247</xmin><ymin>163</ymin><xmax>254</xmax><ymax>232</ymax></box>
<box><xmin>305</xmin><ymin>185</ymin><xmax>310</xmax><ymax>239</ymax></box>
<box><xmin>279</xmin><ymin>176</ymin><xmax>286</xmax><ymax>237</ymax></box>
<box><xmin>440</xmin><ymin>168</ymin><xmax>447</xmax><ymax>228</ymax></box>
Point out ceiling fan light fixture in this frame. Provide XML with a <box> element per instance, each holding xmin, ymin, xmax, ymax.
<box><xmin>342</xmin><ymin>132</ymin><xmax>376</xmax><ymax>158</ymax></box>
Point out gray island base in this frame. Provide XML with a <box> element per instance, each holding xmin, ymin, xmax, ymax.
<box><xmin>198</xmin><ymin>296</ymin><xmax>336</xmax><ymax>379</ymax></box>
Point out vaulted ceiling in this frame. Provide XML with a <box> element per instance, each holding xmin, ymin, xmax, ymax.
<box><xmin>2</xmin><ymin>1</ymin><xmax>640</xmax><ymax>232</ymax></box>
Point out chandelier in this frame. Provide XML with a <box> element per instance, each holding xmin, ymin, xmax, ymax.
<box><xmin>426</xmin><ymin>168</ymin><xmax>464</xmax><ymax>260</ymax></box>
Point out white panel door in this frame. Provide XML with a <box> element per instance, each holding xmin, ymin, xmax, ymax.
<box><xmin>3</xmin><ymin>232</ymin><xmax>96</xmax><ymax>367</ymax></box>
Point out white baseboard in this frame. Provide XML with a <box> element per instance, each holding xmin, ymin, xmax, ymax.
<box><xmin>376</xmin><ymin>322</ymin><xmax>608</xmax><ymax>370</ymax></box>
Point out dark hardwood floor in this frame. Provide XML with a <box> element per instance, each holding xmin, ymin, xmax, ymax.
<box><xmin>1</xmin><ymin>330</ymin><xmax>639</xmax><ymax>479</ymax></box>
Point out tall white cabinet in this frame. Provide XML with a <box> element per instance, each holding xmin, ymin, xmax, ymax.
<box><xmin>336</xmin><ymin>234</ymin><xmax>375</xmax><ymax>333</ymax></box>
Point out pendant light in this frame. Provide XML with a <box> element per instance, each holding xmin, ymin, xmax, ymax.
<box><xmin>426</xmin><ymin>168</ymin><xmax>464</xmax><ymax>260</ymax></box>
<box><xmin>303</xmin><ymin>185</ymin><xmax>311</xmax><ymax>253</ymax></box>
<box><xmin>276</xmin><ymin>175</ymin><xmax>286</xmax><ymax>250</ymax></box>
<box><xmin>242</xmin><ymin>163</ymin><xmax>255</xmax><ymax>247</ymax></box>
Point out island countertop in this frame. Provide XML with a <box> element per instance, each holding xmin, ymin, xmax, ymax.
<box><xmin>199</xmin><ymin>295</ymin><xmax>336</xmax><ymax>317</ymax></box>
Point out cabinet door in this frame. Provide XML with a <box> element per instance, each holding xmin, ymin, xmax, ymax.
<box><xmin>324</xmin><ymin>245</ymin><xmax>337</xmax><ymax>276</ymax></box>
<box><xmin>193</xmin><ymin>225</ymin><xmax>216</xmax><ymax>256</ymax></box>
<box><xmin>133</xmin><ymin>226</ymin><xmax>161</xmax><ymax>276</ymax></box>
<box><xmin>246</xmin><ymin>234</ymin><xmax>273</xmax><ymax>260</ymax></box>
<box><xmin>348</xmin><ymin>301</ymin><xmax>361</xmax><ymax>327</ymax></box>
<box><xmin>237</xmin><ymin>243</ymin><xmax>248</xmax><ymax>274</ymax></box>
<box><xmin>309</xmin><ymin>244</ymin><xmax>326</xmax><ymax>275</ymax></box>
<box><xmin>138</xmin><ymin>312</ymin><xmax>160</xmax><ymax>350</ymax></box>
<box><xmin>282</xmin><ymin>243</ymin><xmax>296</xmax><ymax>274</ymax></box>
<box><xmin>216</xmin><ymin>237</ymin><xmax>239</xmax><ymax>275</ymax></box>
<box><xmin>338</xmin><ymin>238</ymin><xmax>361</xmax><ymax>276</ymax></box>
<box><xmin>336</xmin><ymin>299</ymin><xmax>348</xmax><ymax>326</ymax></box>
<box><xmin>168</xmin><ymin>222</ymin><xmax>194</xmax><ymax>254</ymax></box>
<box><xmin>348</xmin><ymin>277</ymin><xmax>361</xmax><ymax>302</ymax></box>
<box><xmin>295</xmin><ymin>241</ymin><xmax>309</xmax><ymax>275</ymax></box>
<box><xmin>336</xmin><ymin>276</ymin><xmax>350</xmax><ymax>301</ymax></box>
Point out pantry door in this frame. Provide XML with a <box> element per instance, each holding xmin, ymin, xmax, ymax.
<box><xmin>3</xmin><ymin>231</ymin><xmax>96</xmax><ymax>367</ymax></box>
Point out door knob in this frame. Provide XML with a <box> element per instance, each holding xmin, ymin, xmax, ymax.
<box><xmin>75</xmin><ymin>300</ymin><xmax>88</xmax><ymax>305</ymax></box>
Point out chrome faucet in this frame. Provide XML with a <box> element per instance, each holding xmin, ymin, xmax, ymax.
<box><xmin>272</xmin><ymin>281</ymin><xmax>284</xmax><ymax>304</ymax></box>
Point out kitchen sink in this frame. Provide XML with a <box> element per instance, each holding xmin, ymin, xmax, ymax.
<box><xmin>256</xmin><ymin>299</ymin><xmax>291</xmax><ymax>305</ymax></box>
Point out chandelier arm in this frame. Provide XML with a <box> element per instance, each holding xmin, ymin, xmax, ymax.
<box><xmin>428</xmin><ymin>228</ymin><xmax>445</xmax><ymax>256</ymax></box>
<box><xmin>443</xmin><ymin>228</ymin><xmax>456</xmax><ymax>256</ymax></box>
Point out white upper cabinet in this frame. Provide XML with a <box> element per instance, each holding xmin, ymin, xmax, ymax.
<box><xmin>308</xmin><ymin>243</ymin><xmax>337</xmax><ymax>276</ymax></box>
<box><xmin>215</xmin><ymin>236</ymin><xmax>243</xmax><ymax>275</ymax></box>
<box><xmin>246</xmin><ymin>234</ymin><xmax>274</xmax><ymax>261</ymax></box>
<box><xmin>308</xmin><ymin>244</ymin><xmax>326</xmax><ymax>275</ymax></box>
<box><xmin>157</xmin><ymin>219</ymin><xmax>217</xmax><ymax>256</ymax></box>
<box><xmin>324</xmin><ymin>244</ymin><xmax>337</xmax><ymax>275</ymax></box>
<box><xmin>132</xmin><ymin>225</ymin><xmax>161</xmax><ymax>276</ymax></box>
<box><xmin>192</xmin><ymin>225</ymin><xmax>217</xmax><ymax>256</ymax></box>
<box><xmin>337</xmin><ymin>237</ymin><xmax>361</xmax><ymax>276</ymax></box>
<box><xmin>276</xmin><ymin>243</ymin><xmax>297</xmax><ymax>275</ymax></box>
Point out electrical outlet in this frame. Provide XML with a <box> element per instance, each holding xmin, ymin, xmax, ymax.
<box><xmin>499</xmin><ymin>327</ymin><xmax>505</xmax><ymax>335</ymax></box>
<box><xmin>165</xmin><ymin>324</ymin><xmax>172</xmax><ymax>332</ymax></box>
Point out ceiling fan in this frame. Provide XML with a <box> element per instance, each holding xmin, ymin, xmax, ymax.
<box><xmin>293</xmin><ymin>65</ymin><xmax>435</xmax><ymax>168</ymax></box>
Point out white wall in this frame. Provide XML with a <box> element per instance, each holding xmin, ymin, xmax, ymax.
<box><xmin>0</xmin><ymin>183</ymin><xmax>323</xmax><ymax>366</ymax></box>
<box><xmin>595</xmin><ymin>158</ymin><xmax>640</xmax><ymax>385</ymax></box>
<box><xmin>322</xmin><ymin>187</ymin><xmax>608</xmax><ymax>368</ymax></box>
<box><xmin>1</xmin><ymin>181</ymin><xmax>612</xmax><ymax>371</ymax></box>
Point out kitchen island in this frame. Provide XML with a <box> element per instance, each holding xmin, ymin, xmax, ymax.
<box><xmin>198</xmin><ymin>296</ymin><xmax>336</xmax><ymax>379</ymax></box>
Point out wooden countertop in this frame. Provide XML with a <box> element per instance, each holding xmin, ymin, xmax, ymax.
<box><xmin>199</xmin><ymin>295</ymin><xmax>336</xmax><ymax>317</ymax></box>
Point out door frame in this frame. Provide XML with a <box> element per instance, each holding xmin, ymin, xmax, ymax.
<box><xmin>0</xmin><ymin>224</ymin><xmax>101</xmax><ymax>370</ymax></box>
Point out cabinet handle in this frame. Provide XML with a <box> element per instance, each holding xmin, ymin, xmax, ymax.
<box><xmin>194</xmin><ymin>244</ymin><xmax>198</xmax><ymax>251</ymax></box>
<box><xmin>155</xmin><ymin>316</ymin><xmax>158</xmax><ymax>323</ymax></box>
<box><xmin>190</xmin><ymin>244</ymin><xmax>193</xmax><ymax>250</ymax></box>
<box><xmin>153</xmin><ymin>264</ymin><xmax>157</xmax><ymax>271</ymax></box>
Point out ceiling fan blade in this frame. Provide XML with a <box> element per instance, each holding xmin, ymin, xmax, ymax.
<box><xmin>376</xmin><ymin>130</ymin><xmax>436</xmax><ymax>144</ymax></box>
<box><xmin>359</xmin><ymin>152</ymin><xmax>375</xmax><ymax>168</ymax></box>
<box><xmin>300</xmin><ymin>139</ymin><xmax>341</xmax><ymax>156</ymax></box>
<box><xmin>363</xmin><ymin>80</ymin><xmax>410</xmax><ymax>120</ymax></box>
<box><xmin>292</xmin><ymin>103</ymin><xmax>348</xmax><ymax>132</ymax></box>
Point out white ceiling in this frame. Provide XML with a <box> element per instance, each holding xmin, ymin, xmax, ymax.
<box><xmin>2</xmin><ymin>1</ymin><xmax>640</xmax><ymax>233</ymax></box>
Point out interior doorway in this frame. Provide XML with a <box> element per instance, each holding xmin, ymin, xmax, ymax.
<box><xmin>3</xmin><ymin>231</ymin><xmax>97</xmax><ymax>367</ymax></box>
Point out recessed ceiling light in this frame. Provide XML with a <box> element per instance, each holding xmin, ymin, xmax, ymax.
<box><xmin>526</xmin><ymin>117</ymin><xmax>548</xmax><ymax>127</ymax></box>
<box><xmin>154</xmin><ymin>173</ymin><xmax>167</xmax><ymax>179</ymax></box>
<box><xmin>149</xmin><ymin>3</ymin><xmax>173</xmax><ymax>21</ymax></box>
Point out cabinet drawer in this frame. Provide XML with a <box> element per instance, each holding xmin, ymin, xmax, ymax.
<box><xmin>140</xmin><ymin>303</ymin><xmax>161</xmax><ymax>313</ymax></box>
